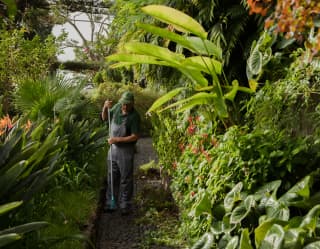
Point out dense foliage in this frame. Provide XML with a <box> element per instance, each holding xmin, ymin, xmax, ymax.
<box><xmin>247</xmin><ymin>0</ymin><xmax>320</xmax><ymax>55</ymax></box>
<box><xmin>2</xmin><ymin>0</ymin><xmax>320</xmax><ymax>248</ymax></box>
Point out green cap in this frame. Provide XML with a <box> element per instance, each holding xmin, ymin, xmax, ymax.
<box><xmin>119</xmin><ymin>91</ymin><xmax>134</xmax><ymax>104</ymax></box>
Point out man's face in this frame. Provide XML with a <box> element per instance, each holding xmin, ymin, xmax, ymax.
<box><xmin>121</xmin><ymin>102</ymin><xmax>133</xmax><ymax>114</ymax></box>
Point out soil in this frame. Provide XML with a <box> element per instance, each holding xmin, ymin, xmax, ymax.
<box><xmin>92</xmin><ymin>137</ymin><xmax>181</xmax><ymax>249</ymax></box>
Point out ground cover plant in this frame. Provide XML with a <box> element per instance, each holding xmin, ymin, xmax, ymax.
<box><xmin>191</xmin><ymin>173</ymin><xmax>320</xmax><ymax>249</ymax></box>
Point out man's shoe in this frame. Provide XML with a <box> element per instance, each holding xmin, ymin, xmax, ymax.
<box><xmin>120</xmin><ymin>208</ymin><xmax>130</xmax><ymax>216</ymax></box>
<box><xmin>104</xmin><ymin>205</ymin><xmax>116</xmax><ymax>213</ymax></box>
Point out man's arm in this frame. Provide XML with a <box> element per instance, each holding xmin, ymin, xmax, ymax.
<box><xmin>108</xmin><ymin>134</ymin><xmax>139</xmax><ymax>144</ymax></box>
<box><xmin>101</xmin><ymin>100</ymin><xmax>113</xmax><ymax>121</ymax></box>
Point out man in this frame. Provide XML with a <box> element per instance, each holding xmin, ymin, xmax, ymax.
<box><xmin>101</xmin><ymin>91</ymin><xmax>140</xmax><ymax>215</ymax></box>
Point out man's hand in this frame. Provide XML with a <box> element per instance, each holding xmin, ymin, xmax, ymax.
<box><xmin>108</xmin><ymin>137</ymin><xmax>118</xmax><ymax>144</ymax></box>
<box><xmin>103</xmin><ymin>100</ymin><xmax>113</xmax><ymax>109</ymax></box>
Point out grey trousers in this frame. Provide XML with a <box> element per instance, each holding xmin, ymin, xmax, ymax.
<box><xmin>106</xmin><ymin>144</ymin><xmax>135</xmax><ymax>209</ymax></box>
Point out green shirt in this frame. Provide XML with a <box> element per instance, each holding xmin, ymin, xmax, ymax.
<box><xmin>110</xmin><ymin>103</ymin><xmax>140</xmax><ymax>135</ymax></box>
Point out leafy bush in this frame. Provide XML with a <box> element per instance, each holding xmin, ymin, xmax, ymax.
<box><xmin>246</xmin><ymin>58</ymin><xmax>320</xmax><ymax>137</ymax></box>
<box><xmin>0</xmin><ymin>119</ymin><xmax>66</xmax><ymax>206</ymax></box>
<box><xmin>55</xmin><ymin>117</ymin><xmax>107</xmax><ymax>189</ymax></box>
<box><xmin>0</xmin><ymin>118</ymin><xmax>66</xmax><ymax>246</ymax></box>
<box><xmin>0</xmin><ymin>29</ymin><xmax>57</xmax><ymax>114</ymax></box>
<box><xmin>167</xmin><ymin>114</ymin><xmax>320</xmax><ymax>239</ymax></box>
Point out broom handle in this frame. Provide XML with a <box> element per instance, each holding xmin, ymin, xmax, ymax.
<box><xmin>108</xmin><ymin>107</ymin><xmax>114</xmax><ymax>199</ymax></box>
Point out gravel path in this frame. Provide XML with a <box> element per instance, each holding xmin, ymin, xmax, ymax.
<box><xmin>94</xmin><ymin>137</ymin><xmax>176</xmax><ymax>249</ymax></box>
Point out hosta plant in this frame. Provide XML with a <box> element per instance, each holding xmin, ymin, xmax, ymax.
<box><xmin>191</xmin><ymin>173</ymin><xmax>320</xmax><ymax>249</ymax></box>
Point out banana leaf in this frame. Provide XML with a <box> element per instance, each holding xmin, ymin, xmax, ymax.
<box><xmin>107</xmin><ymin>53</ymin><xmax>175</xmax><ymax>68</ymax></box>
<box><xmin>141</xmin><ymin>5</ymin><xmax>207</xmax><ymax>39</ymax></box>
<box><xmin>147</xmin><ymin>87</ymin><xmax>186</xmax><ymax>113</ymax></box>
<box><xmin>123</xmin><ymin>42</ymin><xmax>184</xmax><ymax>64</ymax></box>
<box><xmin>136</xmin><ymin>23</ymin><xmax>222</xmax><ymax>59</ymax></box>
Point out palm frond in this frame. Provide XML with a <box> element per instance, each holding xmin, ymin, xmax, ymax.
<box><xmin>15</xmin><ymin>77</ymin><xmax>76</xmax><ymax>121</ymax></box>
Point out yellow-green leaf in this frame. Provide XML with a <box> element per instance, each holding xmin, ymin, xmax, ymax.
<box><xmin>0</xmin><ymin>201</ymin><xmax>23</xmax><ymax>215</ymax></box>
<box><xmin>141</xmin><ymin>5</ymin><xmax>207</xmax><ymax>39</ymax></box>
<box><xmin>147</xmin><ymin>87</ymin><xmax>186</xmax><ymax>113</ymax></box>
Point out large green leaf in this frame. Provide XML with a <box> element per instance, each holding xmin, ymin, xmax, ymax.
<box><xmin>230</xmin><ymin>196</ymin><xmax>255</xmax><ymax>225</ymax></box>
<box><xmin>0</xmin><ymin>222</ymin><xmax>48</xmax><ymax>235</ymax></box>
<box><xmin>279</xmin><ymin>176</ymin><xmax>311</xmax><ymax>206</ymax></box>
<box><xmin>182</xmin><ymin>56</ymin><xmax>222</xmax><ymax>75</ymax></box>
<box><xmin>0</xmin><ymin>161</ymin><xmax>27</xmax><ymax>199</ymax></box>
<box><xmin>211</xmin><ymin>215</ymin><xmax>236</xmax><ymax>235</ymax></box>
<box><xmin>123</xmin><ymin>42</ymin><xmax>184</xmax><ymax>64</ymax></box>
<box><xmin>254</xmin><ymin>180</ymin><xmax>282</xmax><ymax>201</ymax></box>
<box><xmin>179</xmin><ymin>68</ymin><xmax>209</xmax><ymax>87</ymax></box>
<box><xmin>0</xmin><ymin>201</ymin><xmax>22</xmax><ymax>215</ymax></box>
<box><xmin>246</xmin><ymin>32</ymin><xmax>273</xmax><ymax>79</ymax></box>
<box><xmin>303</xmin><ymin>241</ymin><xmax>320</xmax><ymax>249</ymax></box>
<box><xmin>147</xmin><ymin>87</ymin><xmax>186</xmax><ymax>113</ymax></box>
<box><xmin>141</xmin><ymin>5</ymin><xmax>207</xmax><ymax>39</ymax></box>
<box><xmin>191</xmin><ymin>232</ymin><xmax>214</xmax><ymax>249</ymax></box>
<box><xmin>4</xmin><ymin>141</ymin><xmax>39</xmax><ymax>170</ymax></box>
<box><xmin>137</xmin><ymin>23</ymin><xmax>222</xmax><ymax>59</ymax></box>
<box><xmin>225</xmin><ymin>236</ymin><xmax>239</xmax><ymax>249</ymax></box>
<box><xmin>164</xmin><ymin>91</ymin><xmax>227</xmax><ymax>116</ymax></box>
<box><xmin>159</xmin><ymin>92</ymin><xmax>226</xmax><ymax>116</ymax></box>
<box><xmin>160</xmin><ymin>92</ymin><xmax>216</xmax><ymax>111</ymax></box>
<box><xmin>107</xmin><ymin>53</ymin><xmax>175</xmax><ymax>68</ymax></box>
<box><xmin>194</xmin><ymin>191</ymin><xmax>211</xmax><ymax>216</ymax></box>
<box><xmin>239</xmin><ymin>229</ymin><xmax>253</xmax><ymax>249</ymax></box>
<box><xmin>224</xmin><ymin>182</ymin><xmax>243</xmax><ymax>212</ymax></box>
<box><xmin>299</xmin><ymin>205</ymin><xmax>320</xmax><ymax>234</ymax></box>
<box><xmin>283</xmin><ymin>228</ymin><xmax>306</xmax><ymax>249</ymax></box>
<box><xmin>185</xmin><ymin>37</ymin><xmax>222</xmax><ymax>60</ymax></box>
<box><xmin>264</xmin><ymin>197</ymin><xmax>289</xmax><ymax>221</ymax></box>
<box><xmin>0</xmin><ymin>130</ymin><xmax>23</xmax><ymax>168</ymax></box>
<box><xmin>212</xmin><ymin>95</ymin><xmax>228</xmax><ymax>118</ymax></box>
<box><xmin>0</xmin><ymin>233</ymin><xmax>21</xmax><ymax>247</ymax></box>
<box><xmin>20</xmin><ymin>154</ymin><xmax>61</xmax><ymax>203</ymax></box>
<box><xmin>247</xmin><ymin>44</ymin><xmax>262</xmax><ymax>76</ymax></box>
<box><xmin>176</xmin><ymin>96</ymin><xmax>213</xmax><ymax>113</ymax></box>
<box><xmin>25</xmin><ymin>126</ymin><xmax>60</xmax><ymax>172</ymax></box>
<box><xmin>259</xmin><ymin>224</ymin><xmax>285</xmax><ymax>249</ymax></box>
<box><xmin>255</xmin><ymin>219</ymin><xmax>288</xmax><ymax>248</ymax></box>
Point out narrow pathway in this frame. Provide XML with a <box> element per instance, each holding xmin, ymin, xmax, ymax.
<box><xmin>95</xmin><ymin>137</ymin><xmax>179</xmax><ymax>249</ymax></box>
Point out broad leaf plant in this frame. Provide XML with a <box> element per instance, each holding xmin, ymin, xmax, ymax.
<box><xmin>106</xmin><ymin>5</ymin><xmax>254</xmax><ymax>127</ymax></box>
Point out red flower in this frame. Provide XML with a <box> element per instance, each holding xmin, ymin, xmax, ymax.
<box><xmin>172</xmin><ymin>161</ymin><xmax>177</xmax><ymax>170</ymax></box>
<box><xmin>187</xmin><ymin>124</ymin><xmax>196</xmax><ymax>135</ymax></box>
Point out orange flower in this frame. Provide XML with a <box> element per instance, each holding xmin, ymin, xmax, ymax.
<box><xmin>0</xmin><ymin>115</ymin><xmax>13</xmax><ymax>136</ymax></box>
<box><xmin>24</xmin><ymin>119</ymin><xmax>32</xmax><ymax>131</ymax></box>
